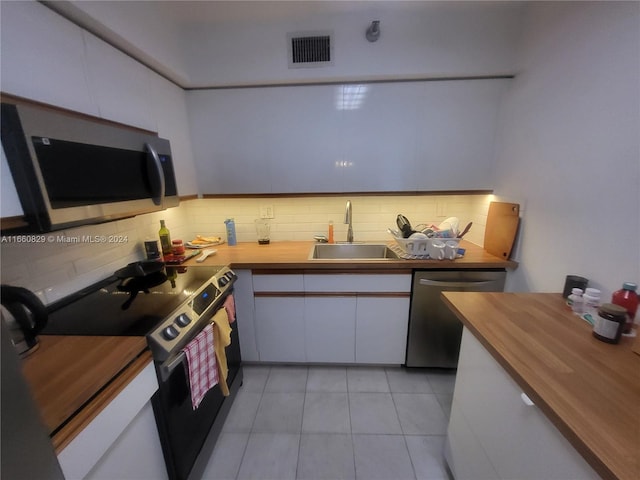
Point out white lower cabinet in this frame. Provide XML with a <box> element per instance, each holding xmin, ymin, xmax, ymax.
<box><xmin>355</xmin><ymin>296</ymin><xmax>410</xmax><ymax>364</ymax></box>
<box><xmin>250</xmin><ymin>272</ymin><xmax>411</xmax><ymax>364</ymax></box>
<box><xmin>305</xmin><ymin>296</ymin><xmax>357</xmax><ymax>363</ymax></box>
<box><xmin>84</xmin><ymin>401</ymin><xmax>167</xmax><ymax>480</ymax></box>
<box><xmin>445</xmin><ymin>327</ymin><xmax>599</xmax><ymax>480</ymax></box>
<box><xmin>57</xmin><ymin>362</ymin><xmax>165</xmax><ymax>480</ymax></box>
<box><xmin>254</xmin><ymin>296</ymin><xmax>306</xmax><ymax>362</ymax></box>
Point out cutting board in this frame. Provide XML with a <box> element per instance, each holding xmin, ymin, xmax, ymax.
<box><xmin>484</xmin><ymin>202</ymin><xmax>520</xmax><ymax>259</ymax></box>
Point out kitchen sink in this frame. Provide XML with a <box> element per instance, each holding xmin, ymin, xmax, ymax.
<box><xmin>308</xmin><ymin>243</ymin><xmax>399</xmax><ymax>260</ymax></box>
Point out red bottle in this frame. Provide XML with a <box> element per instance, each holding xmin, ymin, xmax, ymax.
<box><xmin>611</xmin><ymin>282</ymin><xmax>638</xmax><ymax>334</ymax></box>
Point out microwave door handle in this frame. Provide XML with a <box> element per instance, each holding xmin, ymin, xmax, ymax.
<box><xmin>145</xmin><ymin>142</ymin><xmax>165</xmax><ymax>206</ymax></box>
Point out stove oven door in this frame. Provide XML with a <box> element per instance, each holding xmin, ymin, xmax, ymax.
<box><xmin>152</xmin><ymin>320</ymin><xmax>241</xmax><ymax>480</ymax></box>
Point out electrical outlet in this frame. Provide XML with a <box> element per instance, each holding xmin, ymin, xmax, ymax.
<box><xmin>436</xmin><ymin>202</ymin><xmax>447</xmax><ymax>217</ymax></box>
<box><xmin>260</xmin><ymin>205</ymin><xmax>274</xmax><ymax>219</ymax></box>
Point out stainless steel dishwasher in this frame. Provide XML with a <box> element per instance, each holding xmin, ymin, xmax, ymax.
<box><xmin>406</xmin><ymin>270</ymin><xmax>506</xmax><ymax>368</ymax></box>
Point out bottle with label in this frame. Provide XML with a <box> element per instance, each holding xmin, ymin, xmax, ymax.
<box><xmin>158</xmin><ymin>220</ymin><xmax>172</xmax><ymax>255</ymax></box>
<box><xmin>611</xmin><ymin>282</ymin><xmax>638</xmax><ymax>334</ymax></box>
<box><xmin>583</xmin><ymin>287</ymin><xmax>601</xmax><ymax>321</ymax></box>
<box><xmin>568</xmin><ymin>288</ymin><xmax>584</xmax><ymax>314</ymax></box>
<box><xmin>328</xmin><ymin>220</ymin><xmax>334</xmax><ymax>244</ymax></box>
<box><xmin>225</xmin><ymin>218</ymin><xmax>237</xmax><ymax>246</ymax></box>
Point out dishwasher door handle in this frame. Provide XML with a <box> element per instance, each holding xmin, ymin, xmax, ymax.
<box><xmin>417</xmin><ymin>279</ymin><xmax>497</xmax><ymax>288</ymax></box>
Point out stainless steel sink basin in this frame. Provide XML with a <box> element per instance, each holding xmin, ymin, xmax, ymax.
<box><xmin>309</xmin><ymin>243</ymin><xmax>399</xmax><ymax>260</ymax></box>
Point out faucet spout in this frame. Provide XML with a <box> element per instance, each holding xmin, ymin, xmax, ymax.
<box><xmin>345</xmin><ymin>200</ymin><xmax>353</xmax><ymax>243</ymax></box>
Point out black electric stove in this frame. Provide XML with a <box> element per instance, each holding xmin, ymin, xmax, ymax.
<box><xmin>42</xmin><ymin>265</ymin><xmax>225</xmax><ymax>337</ymax></box>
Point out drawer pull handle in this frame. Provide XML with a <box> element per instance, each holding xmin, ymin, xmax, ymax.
<box><xmin>521</xmin><ymin>392</ymin><xmax>535</xmax><ymax>406</ymax></box>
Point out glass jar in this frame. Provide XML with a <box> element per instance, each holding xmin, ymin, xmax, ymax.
<box><xmin>171</xmin><ymin>239</ymin><xmax>185</xmax><ymax>255</ymax></box>
<box><xmin>592</xmin><ymin>303</ymin><xmax>627</xmax><ymax>344</ymax></box>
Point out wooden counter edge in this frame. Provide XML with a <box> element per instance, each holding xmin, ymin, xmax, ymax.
<box><xmin>440</xmin><ymin>293</ymin><xmax>619</xmax><ymax>480</ymax></box>
<box><xmin>52</xmin><ymin>350</ymin><xmax>153</xmax><ymax>453</ymax></box>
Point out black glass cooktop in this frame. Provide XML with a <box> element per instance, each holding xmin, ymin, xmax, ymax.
<box><xmin>42</xmin><ymin>265</ymin><xmax>222</xmax><ymax>337</ymax></box>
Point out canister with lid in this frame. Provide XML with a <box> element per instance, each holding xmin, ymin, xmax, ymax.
<box><xmin>592</xmin><ymin>303</ymin><xmax>627</xmax><ymax>344</ymax></box>
<box><xmin>568</xmin><ymin>288</ymin><xmax>584</xmax><ymax>314</ymax></box>
<box><xmin>583</xmin><ymin>288</ymin><xmax>601</xmax><ymax>319</ymax></box>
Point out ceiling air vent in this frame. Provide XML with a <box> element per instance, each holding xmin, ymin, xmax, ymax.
<box><xmin>288</xmin><ymin>31</ymin><xmax>333</xmax><ymax>68</ymax></box>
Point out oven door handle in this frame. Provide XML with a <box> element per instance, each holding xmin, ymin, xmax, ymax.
<box><xmin>159</xmin><ymin>351</ymin><xmax>186</xmax><ymax>383</ymax></box>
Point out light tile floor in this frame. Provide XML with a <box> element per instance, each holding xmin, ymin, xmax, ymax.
<box><xmin>202</xmin><ymin>365</ymin><xmax>456</xmax><ymax>480</ymax></box>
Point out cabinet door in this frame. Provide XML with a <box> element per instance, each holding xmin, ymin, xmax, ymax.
<box><xmin>414</xmin><ymin>79</ymin><xmax>509</xmax><ymax>191</ymax></box>
<box><xmin>355</xmin><ymin>296</ymin><xmax>410</xmax><ymax>364</ymax></box>
<box><xmin>305</xmin><ymin>296</ymin><xmax>356</xmax><ymax>363</ymax></box>
<box><xmin>0</xmin><ymin>1</ymin><xmax>98</xmax><ymax>116</ymax></box>
<box><xmin>83</xmin><ymin>33</ymin><xmax>156</xmax><ymax>132</ymax></box>
<box><xmin>187</xmin><ymin>89</ymin><xmax>272</xmax><ymax>194</ymax></box>
<box><xmin>341</xmin><ymin>82</ymin><xmax>421</xmax><ymax>192</ymax></box>
<box><xmin>265</xmin><ymin>86</ymin><xmax>344</xmax><ymax>193</ymax></box>
<box><xmin>254</xmin><ymin>297</ymin><xmax>305</xmax><ymax>362</ymax></box>
<box><xmin>448</xmin><ymin>328</ymin><xmax>599</xmax><ymax>480</ymax></box>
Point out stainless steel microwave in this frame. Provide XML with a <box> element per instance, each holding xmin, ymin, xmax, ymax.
<box><xmin>1</xmin><ymin>103</ymin><xmax>179</xmax><ymax>232</ymax></box>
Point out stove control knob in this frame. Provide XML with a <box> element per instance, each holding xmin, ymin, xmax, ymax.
<box><xmin>175</xmin><ymin>313</ymin><xmax>191</xmax><ymax>328</ymax></box>
<box><xmin>162</xmin><ymin>325</ymin><xmax>179</xmax><ymax>340</ymax></box>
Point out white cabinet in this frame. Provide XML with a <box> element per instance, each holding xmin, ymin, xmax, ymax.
<box><xmin>355</xmin><ymin>297</ymin><xmax>410</xmax><ymax>364</ymax></box>
<box><xmin>305</xmin><ymin>296</ymin><xmax>356</xmax><ymax>363</ymax></box>
<box><xmin>57</xmin><ymin>362</ymin><xmax>162</xmax><ymax>480</ymax></box>
<box><xmin>186</xmin><ymin>89</ymin><xmax>273</xmax><ymax>194</ymax></box>
<box><xmin>250</xmin><ymin>272</ymin><xmax>411</xmax><ymax>364</ymax></box>
<box><xmin>83</xmin><ymin>33</ymin><xmax>157</xmax><ymax>132</ymax></box>
<box><xmin>264</xmin><ymin>86</ymin><xmax>345</xmax><ymax>193</ymax></box>
<box><xmin>0</xmin><ymin>1</ymin><xmax>98</xmax><ymax>117</ymax></box>
<box><xmin>85</xmin><ymin>401</ymin><xmax>167</xmax><ymax>480</ymax></box>
<box><xmin>187</xmin><ymin>80</ymin><xmax>510</xmax><ymax>194</ymax></box>
<box><xmin>341</xmin><ymin>83</ymin><xmax>421</xmax><ymax>192</ymax></box>
<box><xmin>254</xmin><ymin>296</ymin><xmax>306</xmax><ymax>362</ymax></box>
<box><xmin>445</xmin><ymin>328</ymin><xmax>599</xmax><ymax>480</ymax></box>
<box><xmin>414</xmin><ymin>79</ymin><xmax>509</xmax><ymax>191</ymax></box>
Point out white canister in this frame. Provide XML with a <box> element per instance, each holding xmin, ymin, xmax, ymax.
<box><xmin>583</xmin><ymin>288</ymin><xmax>601</xmax><ymax>319</ymax></box>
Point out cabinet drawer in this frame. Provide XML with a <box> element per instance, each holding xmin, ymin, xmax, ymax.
<box><xmin>252</xmin><ymin>274</ymin><xmax>304</xmax><ymax>292</ymax></box>
<box><xmin>304</xmin><ymin>274</ymin><xmax>411</xmax><ymax>293</ymax></box>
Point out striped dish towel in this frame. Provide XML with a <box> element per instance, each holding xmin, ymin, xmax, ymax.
<box><xmin>182</xmin><ymin>323</ymin><xmax>218</xmax><ymax>410</ymax></box>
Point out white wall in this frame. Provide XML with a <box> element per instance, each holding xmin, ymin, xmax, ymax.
<box><xmin>493</xmin><ymin>2</ymin><xmax>640</xmax><ymax>297</ymax></box>
<box><xmin>180</xmin><ymin>2</ymin><xmax>524</xmax><ymax>87</ymax></box>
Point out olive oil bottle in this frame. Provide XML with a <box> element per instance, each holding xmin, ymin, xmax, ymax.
<box><xmin>159</xmin><ymin>220</ymin><xmax>172</xmax><ymax>255</ymax></box>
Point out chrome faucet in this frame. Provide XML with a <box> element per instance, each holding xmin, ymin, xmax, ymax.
<box><xmin>345</xmin><ymin>200</ymin><xmax>353</xmax><ymax>243</ymax></box>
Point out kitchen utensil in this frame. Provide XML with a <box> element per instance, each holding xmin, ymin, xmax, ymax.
<box><xmin>114</xmin><ymin>260</ymin><xmax>164</xmax><ymax>279</ymax></box>
<box><xmin>117</xmin><ymin>271</ymin><xmax>167</xmax><ymax>310</ymax></box>
<box><xmin>483</xmin><ymin>202</ymin><xmax>520</xmax><ymax>259</ymax></box>
<box><xmin>196</xmin><ymin>249</ymin><xmax>217</xmax><ymax>263</ymax></box>
<box><xmin>457</xmin><ymin>222</ymin><xmax>472</xmax><ymax>239</ymax></box>
<box><xmin>396</xmin><ymin>214</ymin><xmax>415</xmax><ymax>238</ymax></box>
<box><xmin>1</xmin><ymin>285</ymin><xmax>48</xmax><ymax>357</ymax></box>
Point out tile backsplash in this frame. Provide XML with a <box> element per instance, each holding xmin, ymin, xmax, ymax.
<box><xmin>1</xmin><ymin>194</ymin><xmax>493</xmax><ymax>303</ymax></box>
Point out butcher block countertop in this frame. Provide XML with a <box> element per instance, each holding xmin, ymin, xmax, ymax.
<box><xmin>442</xmin><ymin>292</ymin><xmax>640</xmax><ymax>480</ymax></box>
<box><xmin>182</xmin><ymin>239</ymin><xmax>517</xmax><ymax>270</ymax></box>
<box><xmin>21</xmin><ymin>335</ymin><xmax>150</xmax><ymax>453</ymax></box>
